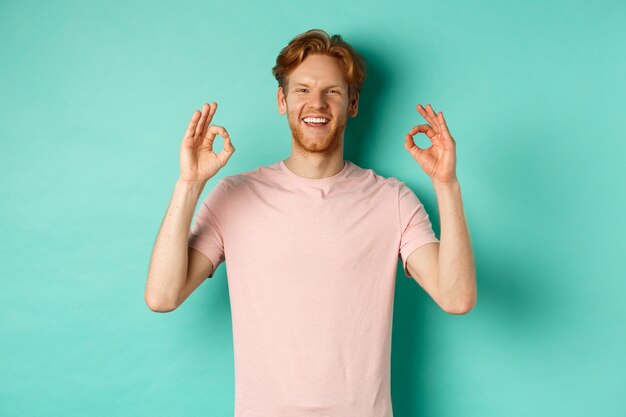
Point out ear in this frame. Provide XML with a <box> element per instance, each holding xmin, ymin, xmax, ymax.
<box><xmin>348</xmin><ymin>92</ymin><xmax>359</xmax><ymax>118</ymax></box>
<box><xmin>277</xmin><ymin>87</ymin><xmax>287</xmax><ymax>115</ymax></box>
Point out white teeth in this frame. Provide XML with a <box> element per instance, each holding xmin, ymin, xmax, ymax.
<box><xmin>303</xmin><ymin>117</ymin><xmax>328</xmax><ymax>124</ymax></box>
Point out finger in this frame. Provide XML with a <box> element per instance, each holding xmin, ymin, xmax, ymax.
<box><xmin>437</xmin><ymin>111</ymin><xmax>452</xmax><ymax>137</ymax></box>
<box><xmin>216</xmin><ymin>135</ymin><xmax>236</xmax><ymax>165</ymax></box>
<box><xmin>416</xmin><ymin>104</ymin><xmax>439</xmax><ymax>129</ymax></box>
<box><xmin>428</xmin><ymin>104</ymin><xmax>446</xmax><ymax>131</ymax></box>
<box><xmin>404</xmin><ymin>133</ymin><xmax>424</xmax><ymax>160</ymax></box>
<box><xmin>200</xmin><ymin>102</ymin><xmax>217</xmax><ymax>139</ymax></box>
<box><xmin>407</xmin><ymin>124</ymin><xmax>437</xmax><ymax>139</ymax></box>
<box><xmin>202</xmin><ymin>125</ymin><xmax>230</xmax><ymax>146</ymax></box>
<box><xmin>194</xmin><ymin>103</ymin><xmax>212</xmax><ymax>138</ymax></box>
<box><xmin>184</xmin><ymin>110</ymin><xmax>201</xmax><ymax>140</ymax></box>
<box><xmin>425</xmin><ymin>103</ymin><xmax>438</xmax><ymax>120</ymax></box>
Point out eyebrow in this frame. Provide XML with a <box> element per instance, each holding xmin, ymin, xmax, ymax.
<box><xmin>292</xmin><ymin>82</ymin><xmax>344</xmax><ymax>89</ymax></box>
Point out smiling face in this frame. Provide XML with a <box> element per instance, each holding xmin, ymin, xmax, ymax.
<box><xmin>277</xmin><ymin>53</ymin><xmax>359</xmax><ymax>155</ymax></box>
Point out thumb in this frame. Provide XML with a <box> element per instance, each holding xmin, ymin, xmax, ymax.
<box><xmin>404</xmin><ymin>134</ymin><xmax>423</xmax><ymax>160</ymax></box>
<box><xmin>216</xmin><ymin>136</ymin><xmax>236</xmax><ymax>165</ymax></box>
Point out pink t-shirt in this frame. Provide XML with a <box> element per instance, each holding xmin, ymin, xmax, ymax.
<box><xmin>188</xmin><ymin>159</ymin><xmax>439</xmax><ymax>417</ymax></box>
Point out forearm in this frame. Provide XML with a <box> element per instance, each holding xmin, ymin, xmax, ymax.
<box><xmin>433</xmin><ymin>180</ymin><xmax>476</xmax><ymax>313</ymax></box>
<box><xmin>145</xmin><ymin>179</ymin><xmax>206</xmax><ymax>311</ymax></box>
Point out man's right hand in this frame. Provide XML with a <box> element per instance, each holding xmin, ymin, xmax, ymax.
<box><xmin>179</xmin><ymin>102</ymin><xmax>235</xmax><ymax>183</ymax></box>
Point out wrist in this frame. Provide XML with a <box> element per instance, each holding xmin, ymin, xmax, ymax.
<box><xmin>175</xmin><ymin>178</ymin><xmax>207</xmax><ymax>197</ymax></box>
<box><xmin>433</xmin><ymin>178</ymin><xmax>461</xmax><ymax>193</ymax></box>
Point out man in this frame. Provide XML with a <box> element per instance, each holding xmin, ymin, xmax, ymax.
<box><xmin>145</xmin><ymin>29</ymin><xmax>476</xmax><ymax>417</ymax></box>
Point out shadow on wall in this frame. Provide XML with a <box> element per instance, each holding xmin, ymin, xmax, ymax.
<box><xmin>344</xmin><ymin>44</ymin><xmax>390</xmax><ymax>165</ymax></box>
<box><xmin>342</xmin><ymin>42</ymin><xmax>437</xmax><ymax>416</ymax></box>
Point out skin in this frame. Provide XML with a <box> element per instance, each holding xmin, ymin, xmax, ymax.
<box><xmin>404</xmin><ymin>104</ymin><xmax>477</xmax><ymax>314</ymax></box>
<box><xmin>277</xmin><ymin>53</ymin><xmax>359</xmax><ymax>179</ymax></box>
<box><xmin>146</xmin><ymin>52</ymin><xmax>476</xmax><ymax>315</ymax></box>
<box><xmin>179</xmin><ymin>102</ymin><xmax>235</xmax><ymax>183</ymax></box>
<box><xmin>144</xmin><ymin>102</ymin><xmax>235</xmax><ymax>312</ymax></box>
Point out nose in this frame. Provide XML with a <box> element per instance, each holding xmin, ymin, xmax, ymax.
<box><xmin>307</xmin><ymin>90</ymin><xmax>328</xmax><ymax>110</ymax></box>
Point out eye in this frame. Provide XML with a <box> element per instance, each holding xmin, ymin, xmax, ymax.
<box><xmin>296</xmin><ymin>88</ymin><xmax>308</xmax><ymax>93</ymax></box>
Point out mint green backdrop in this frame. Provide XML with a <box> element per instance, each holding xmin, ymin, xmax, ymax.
<box><xmin>1</xmin><ymin>0</ymin><xmax>624</xmax><ymax>416</ymax></box>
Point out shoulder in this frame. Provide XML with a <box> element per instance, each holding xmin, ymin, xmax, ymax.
<box><xmin>216</xmin><ymin>161</ymin><xmax>280</xmax><ymax>193</ymax></box>
<box><xmin>348</xmin><ymin>161</ymin><xmax>407</xmax><ymax>192</ymax></box>
<box><xmin>348</xmin><ymin>162</ymin><xmax>429</xmax><ymax>211</ymax></box>
<box><xmin>200</xmin><ymin>165</ymin><xmax>270</xmax><ymax>216</ymax></box>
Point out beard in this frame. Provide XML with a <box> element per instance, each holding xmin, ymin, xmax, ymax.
<box><xmin>287</xmin><ymin>112</ymin><xmax>346</xmax><ymax>155</ymax></box>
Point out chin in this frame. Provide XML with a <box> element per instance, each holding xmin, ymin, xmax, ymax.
<box><xmin>288</xmin><ymin>120</ymin><xmax>345</xmax><ymax>154</ymax></box>
<box><xmin>293</xmin><ymin>131</ymin><xmax>342</xmax><ymax>153</ymax></box>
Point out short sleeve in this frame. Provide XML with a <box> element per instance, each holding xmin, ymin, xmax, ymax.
<box><xmin>398</xmin><ymin>182</ymin><xmax>439</xmax><ymax>279</ymax></box>
<box><xmin>188</xmin><ymin>180</ymin><xmax>226</xmax><ymax>278</ymax></box>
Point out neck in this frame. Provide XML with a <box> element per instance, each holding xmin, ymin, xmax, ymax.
<box><xmin>283</xmin><ymin>149</ymin><xmax>345</xmax><ymax>180</ymax></box>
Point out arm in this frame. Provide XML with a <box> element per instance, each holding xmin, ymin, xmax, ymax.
<box><xmin>144</xmin><ymin>102</ymin><xmax>235</xmax><ymax>312</ymax></box>
<box><xmin>407</xmin><ymin>181</ymin><xmax>476</xmax><ymax>314</ymax></box>
<box><xmin>404</xmin><ymin>104</ymin><xmax>477</xmax><ymax>314</ymax></box>
<box><xmin>145</xmin><ymin>180</ymin><xmax>214</xmax><ymax>312</ymax></box>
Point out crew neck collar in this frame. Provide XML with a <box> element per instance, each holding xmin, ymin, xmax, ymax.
<box><xmin>278</xmin><ymin>159</ymin><xmax>351</xmax><ymax>184</ymax></box>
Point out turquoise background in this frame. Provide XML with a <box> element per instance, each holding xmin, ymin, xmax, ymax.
<box><xmin>2</xmin><ymin>0</ymin><xmax>624</xmax><ymax>416</ymax></box>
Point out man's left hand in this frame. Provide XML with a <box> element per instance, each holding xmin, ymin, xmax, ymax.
<box><xmin>404</xmin><ymin>104</ymin><xmax>458</xmax><ymax>185</ymax></box>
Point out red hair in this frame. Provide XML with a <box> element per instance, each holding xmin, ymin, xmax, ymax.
<box><xmin>272</xmin><ymin>29</ymin><xmax>368</xmax><ymax>101</ymax></box>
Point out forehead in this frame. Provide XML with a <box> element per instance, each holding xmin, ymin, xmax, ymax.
<box><xmin>288</xmin><ymin>54</ymin><xmax>348</xmax><ymax>86</ymax></box>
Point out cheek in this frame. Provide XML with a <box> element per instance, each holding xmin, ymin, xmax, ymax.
<box><xmin>333</xmin><ymin>105</ymin><xmax>350</xmax><ymax>117</ymax></box>
<box><xmin>288</xmin><ymin>103</ymin><xmax>305</xmax><ymax>117</ymax></box>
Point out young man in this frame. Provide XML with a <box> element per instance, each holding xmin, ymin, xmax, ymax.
<box><xmin>145</xmin><ymin>29</ymin><xmax>476</xmax><ymax>417</ymax></box>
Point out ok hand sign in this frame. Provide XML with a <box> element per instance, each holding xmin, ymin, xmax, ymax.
<box><xmin>404</xmin><ymin>104</ymin><xmax>457</xmax><ymax>185</ymax></box>
<box><xmin>179</xmin><ymin>102</ymin><xmax>235</xmax><ymax>183</ymax></box>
